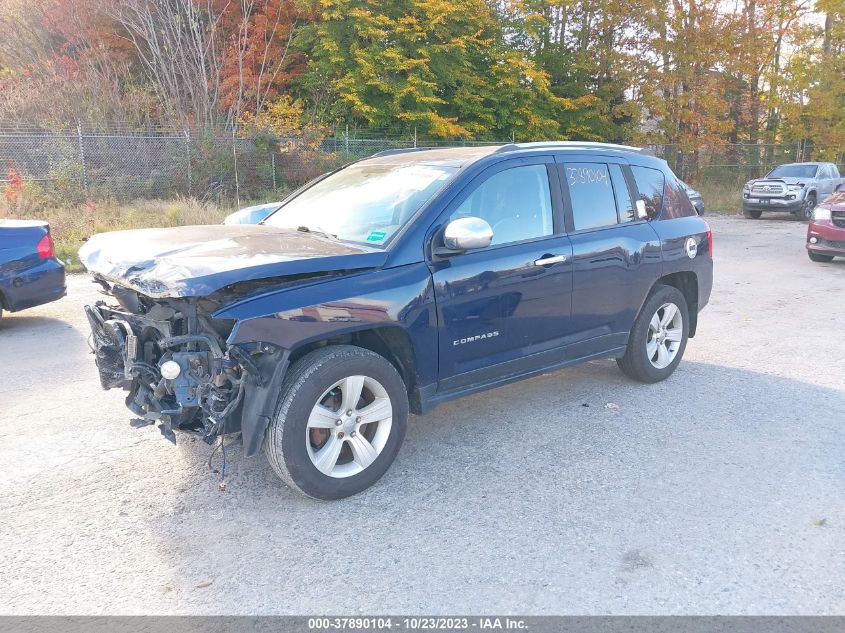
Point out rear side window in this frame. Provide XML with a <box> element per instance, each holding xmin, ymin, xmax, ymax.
<box><xmin>631</xmin><ymin>166</ymin><xmax>665</xmax><ymax>219</ymax></box>
<box><xmin>566</xmin><ymin>163</ymin><xmax>618</xmax><ymax>230</ymax></box>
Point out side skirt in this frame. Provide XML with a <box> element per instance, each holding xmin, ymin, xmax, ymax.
<box><xmin>417</xmin><ymin>346</ymin><xmax>627</xmax><ymax>414</ymax></box>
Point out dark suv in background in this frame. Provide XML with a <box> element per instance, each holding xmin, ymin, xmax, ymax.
<box><xmin>81</xmin><ymin>142</ymin><xmax>713</xmax><ymax>499</ymax></box>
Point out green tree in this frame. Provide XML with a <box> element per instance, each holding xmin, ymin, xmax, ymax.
<box><xmin>294</xmin><ymin>0</ymin><xmax>572</xmax><ymax>138</ymax></box>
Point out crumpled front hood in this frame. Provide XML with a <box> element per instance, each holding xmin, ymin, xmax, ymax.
<box><xmin>79</xmin><ymin>224</ymin><xmax>388</xmax><ymax>298</ymax></box>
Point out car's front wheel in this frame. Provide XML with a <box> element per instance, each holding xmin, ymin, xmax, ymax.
<box><xmin>800</xmin><ymin>194</ymin><xmax>816</xmax><ymax>221</ymax></box>
<box><xmin>265</xmin><ymin>345</ymin><xmax>408</xmax><ymax>500</ymax></box>
<box><xmin>743</xmin><ymin>208</ymin><xmax>762</xmax><ymax>219</ymax></box>
<box><xmin>617</xmin><ymin>285</ymin><xmax>690</xmax><ymax>383</ymax></box>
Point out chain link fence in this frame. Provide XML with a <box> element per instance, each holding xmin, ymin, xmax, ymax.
<box><xmin>648</xmin><ymin>142</ymin><xmax>845</xmax><ymax>184</ymax></box>
<box><xmin>1</xmin><ymin>124</ymin><xmax>843</xmax><ymax>204</ymax></box>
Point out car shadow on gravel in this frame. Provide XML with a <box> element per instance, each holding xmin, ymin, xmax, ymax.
<box><xmin>0</xmin><ymin>314</ymin><xmax>73</xmax><ymax>332</ymax></box>
<box><xmin>140</xmin><ymin>359</ymin><xmax>843</xmax><ymax>610</ymax></box>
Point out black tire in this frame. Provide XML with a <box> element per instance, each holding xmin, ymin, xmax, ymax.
<box><xmin>743</xmin><ymin>208</ymin><xmax>762</xmax><ymax>219</ymax></box>
<box><xmin>617</xmin><ymin>285</ymin><xmax>690</xmax><ymax>383</ymax></box>
<box><xmin>264</xmin><ymin>345</ymin><xmax>408</xmax><ymax>500</ymax></box>
<box><xmin>800</xmin><ymin>195</ymin><xmax>816</xmax><ymax>221</ymax></box>
<box><xmin>808</xmin><ymin>251</ymin><xmax>834</xmax><ymax>263</ymax></box>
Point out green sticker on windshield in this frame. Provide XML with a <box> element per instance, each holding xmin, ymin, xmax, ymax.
<box><xmin>366</xmin><ymin>230</ymin><xmax>387</xmax><ymax>243</ymax></box>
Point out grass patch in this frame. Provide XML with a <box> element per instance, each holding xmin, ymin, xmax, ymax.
<box><xmin>2</xmin><ymin>197</ymin><xmax>240</xmax><ymax>272</ymax></box>
<box><xmin>695</xmin><ymin>179</ymin><xmax>744</xmax><ymax>214</ymax></box>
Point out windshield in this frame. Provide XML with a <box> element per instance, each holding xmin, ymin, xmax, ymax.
<box><xmin>767</xmin><ymin>164</ymin><xmax>818</xmax><ymax>179</ymax></box>
<box><xmin>264</xmin><ymin>162</ymin><xmax>457</xmax><ymax>246</ymax></box>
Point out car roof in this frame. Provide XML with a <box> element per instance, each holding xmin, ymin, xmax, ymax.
<box><xmin>359</xmin><ymin>145</ymin><xmax>500</xmax><ymax>168</ymax></box>
<box><xmin>359</xmin><ymin>141</ymin><xmax>654</xmax><ymax>169</ymax></box>
<box><xmin>776</xmin><ymin>162</ymin><xmax>826</xmax><ymax>167</ymax></box>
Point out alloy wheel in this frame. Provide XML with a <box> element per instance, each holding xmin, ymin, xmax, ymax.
<box><xmin>305</xmin><ymin>375</ymin><xmax>393</xmax><ymax>478</ymax></box>
<box><xmin>646</xmin><ymin>302</ymin><xmax>684</xmax><ymax>369</ymax></box>
<box><xmin>803</xmin><ymin>197</ymin><xmax>816</xmax><ymax>220</ymax></box>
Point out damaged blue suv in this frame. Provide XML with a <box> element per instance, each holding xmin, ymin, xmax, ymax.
<box><xmin>81</xmin><ymin>142</ymin><xmax>713</xmax><ymax>499</ymax></box>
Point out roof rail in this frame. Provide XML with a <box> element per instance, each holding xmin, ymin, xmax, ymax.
<box><xmin>369</xmin><ymin>147</ymin><xmax>442</xmax><ymax>158</ymax></box>
<box><xmin>495</xmin><ymin>141</ymin><xmax>653</xmax><ymax>156</ymax></box>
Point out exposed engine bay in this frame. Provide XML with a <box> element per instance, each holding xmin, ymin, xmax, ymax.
<box><xmin>84</xmin><ymin>277</ymin><xmax>278</xmax><ymax>447</ymax></box>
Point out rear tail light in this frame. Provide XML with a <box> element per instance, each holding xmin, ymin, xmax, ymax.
<box><xmin>705</xmin><ymin>222</ymin><xmax>713</xmax><ymax>257</ymax></box>
<box><xmin>36</xmin><ymin>234</ymin><xmax>54</xmax><ymax>258</ymax></box>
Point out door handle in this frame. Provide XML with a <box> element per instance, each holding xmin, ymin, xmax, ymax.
<box><xmin>534</xmin><ymin>254</ymin><xmax>568</xmax><ymax>266</ymax></box>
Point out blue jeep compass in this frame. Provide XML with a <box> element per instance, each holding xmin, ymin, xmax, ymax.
<box><xmin>80</xmin><ymin>142</ymin><xmax>713</xmax><ymax>499</ymax></box>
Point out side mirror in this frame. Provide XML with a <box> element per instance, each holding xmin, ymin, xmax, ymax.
<box><xmin>441</xmin><ymin>216</ymin><xmax>494</xmax><ymax>253</ymax></box>
<box><xmin>635</xmin><ymin>199</ymin><xmax>649</xmax><ymax>220</ymax></box>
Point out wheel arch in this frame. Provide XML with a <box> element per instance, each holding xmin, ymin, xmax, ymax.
<box><xmin>652</xmin><ymin>271</ymin><xmax>699</xmax><ymax>337</ymax></box>
<box><xmin>288</xmin><ymin>325</ymin><xmax>423</xmax><ymax>413</ymax></box>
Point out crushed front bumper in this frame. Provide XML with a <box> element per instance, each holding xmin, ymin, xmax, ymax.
<box><xmin>83</xmin><ymin>301</ymin><xmax>287</xmax><ymax>455</ymax></box>
<box><xmin>84</xmin><ymin>301</ymin><xmax>236</xmax><ymax>442</ymax></box>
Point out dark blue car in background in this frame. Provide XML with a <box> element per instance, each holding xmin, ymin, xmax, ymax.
<box><xmin>0</xmin><ymin>219</ymin><xmax>66</xmax><ymax>321</ymax></box>
<box><xmin>80</xmin><ymin>142</ymin><xmax>713</xmax><ymax>499</ymax></box>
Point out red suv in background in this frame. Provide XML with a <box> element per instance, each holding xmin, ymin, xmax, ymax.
<box><xmin>807</xmin><ymin>184</ymin><xmax>845</xmax><ymax>262</ymax></box>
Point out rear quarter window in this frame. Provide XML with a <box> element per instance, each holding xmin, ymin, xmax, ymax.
<box><xmin>662</xmin><ymin>176</ymin><xmax>698</xmax><ymax>219</ymax></box>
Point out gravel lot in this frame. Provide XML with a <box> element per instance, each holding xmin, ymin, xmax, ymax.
<box><xmin>1</xmin><ymin>214</ymin><xmax>843</xmax><ymax>615</ymax></box>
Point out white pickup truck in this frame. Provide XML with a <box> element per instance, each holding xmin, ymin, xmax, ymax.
<box><xmin>742</xmin><ymin>162</ymin><xmax>844</xmax><ymax>220</ymax></box>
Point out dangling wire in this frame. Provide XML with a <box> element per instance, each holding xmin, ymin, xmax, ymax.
<box><xmin>207</xmin><ymin>435</ymin><xmax>239</xmax><ymax>491</ymax></box>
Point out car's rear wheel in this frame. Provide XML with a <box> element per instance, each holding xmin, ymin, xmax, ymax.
<box><xmin>743</xmin><ymin>208</ymin><xmax>762</xmax><ymax>219</ymax></box>
<box><xmin>264</xmin><ymin>345</ymin><xmax>408</xmax><ymax>500</ymax></box>
<box><xmin>808</xmin><ymin>251</ymin><xmax>834</xmax><ymax>263</ymax></box>
<box><xmin>617</xmin><ymin>285</ymin><xmax>690</xmax><ymax>383</ymax></box>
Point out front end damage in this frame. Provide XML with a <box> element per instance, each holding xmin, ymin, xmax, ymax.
<box><xmin>84</xmin><ymin>280</ymin><xmax>287</xmax><ymax>453</ymax></box>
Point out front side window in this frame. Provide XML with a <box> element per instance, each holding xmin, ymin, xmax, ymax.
<box><xmin>450</xmin><ymin>164</ymin><xmax>553</xmax><ymax>246</ymax></box>
<box><xmin>566</xmin><ymin>163</ymin><xmax>618</xmax><ymax>230</ymax></box>
<box><xmin>631</xmin><ymin>166</ymin><xmax>665</xmax><ymax>219</ymax></box>
<box><xmin>264</xmin><ymin>162</ymin><xmax>456</xmax><ymax>246</ymax></box>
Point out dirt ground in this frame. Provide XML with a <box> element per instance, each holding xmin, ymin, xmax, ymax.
<box><xmin>0</xmin><ymin>213</ymin><xmax>843</xmax><ymax>614</ymax></box>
